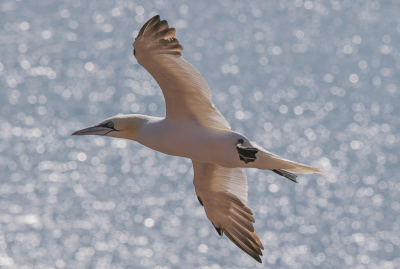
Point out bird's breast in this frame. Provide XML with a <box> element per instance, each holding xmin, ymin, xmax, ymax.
<box><xmin>136</xmin><ymin>119</ymin><xmax>242</xmax><ymax>166</ymax></box>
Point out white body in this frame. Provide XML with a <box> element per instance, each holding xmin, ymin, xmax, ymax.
<box><xmin>137</xmin><ymin>117</ymin><xmax>243</xmax><ymax>167</ymax></box>
<box><xmin>136</xmin><ymin>117</ymin><xmax>322</xmax><ymax>172</ymax></box>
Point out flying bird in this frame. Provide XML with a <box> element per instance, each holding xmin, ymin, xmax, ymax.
<box><xmin>72</xmin><ymin>15</ymin><xmax>328</xmax><ymax>263</ymax></box>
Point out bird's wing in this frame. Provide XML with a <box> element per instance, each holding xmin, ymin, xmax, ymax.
<box><xmin>192</xmin><ymin>160</ymin><xmax>264</xmax><ymax>263</ymax></box>
<box><xmin>133</xmin><ymin>15</ymin><xmax>231</xmax><ymax>130</ymax></box>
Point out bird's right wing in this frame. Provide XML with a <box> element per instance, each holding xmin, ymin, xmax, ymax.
<box><xmin>133</xmin><ymin>15</ymin><xmax>231</xmax><ymax>131</ymax></box>
<box><xmin>192</xmin><ymin>160</ymin><xmax>264</xmax><ymax>263</ymax></box>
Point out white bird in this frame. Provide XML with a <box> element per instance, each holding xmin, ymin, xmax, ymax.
<box><xmin>72</xmin><ymin>15</ymin><xmax>328</xmax><ymax>263</ymax></box>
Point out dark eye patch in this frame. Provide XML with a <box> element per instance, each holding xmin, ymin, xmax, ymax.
<box><xmin>98</xmin><ymin>121</ymin><xmax>119</xmax><ymax>132</ymax></box>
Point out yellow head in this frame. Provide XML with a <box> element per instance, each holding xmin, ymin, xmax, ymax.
<box><xmin>71</xmin><ymin>114</ymin><xmax>149</xmax><ymax>141</ymax></box>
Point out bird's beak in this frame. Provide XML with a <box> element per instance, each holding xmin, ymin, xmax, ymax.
<box><xmin>71</xmin><ymin>124</ymin><xmax>114</xmax><ymax>136</ymax></box>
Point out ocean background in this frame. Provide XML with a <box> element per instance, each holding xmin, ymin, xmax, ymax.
<box><xmin>1</xmin><ymin>0</ymin><xmax>399</xmax><ymax>268</ymax></box>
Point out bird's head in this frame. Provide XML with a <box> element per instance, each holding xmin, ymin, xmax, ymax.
<box><xmin>71</xmin><ymin>114</ymin><xmax>148</xmax><ymax>140</ymax></box>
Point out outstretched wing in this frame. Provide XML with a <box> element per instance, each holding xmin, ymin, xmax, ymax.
<box><xmin>133</xmin><ymin>15</ymin><xmax>231</xmax><ymax>130</ymax></box>
<box><xmin>192</xmin><ymin>160</ymin><xmax>264</xmax><ymax>263</ymax></box>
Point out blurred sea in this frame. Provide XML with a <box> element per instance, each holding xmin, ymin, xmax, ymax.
<box><xmin>1</xmin><ymin>0</ymin><xmax>399</xmax><ymax>268</ymax></box>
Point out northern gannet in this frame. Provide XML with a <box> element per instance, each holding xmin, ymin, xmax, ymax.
<box><xmin>72</xmin><ymin>15</ymin><xmax>328</xmax><ymax>263</ymax></box>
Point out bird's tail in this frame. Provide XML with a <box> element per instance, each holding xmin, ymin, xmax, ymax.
<box><xmin>251</xmin><ymin>142</ymin><xmax>330</xmax><ymax>175</ymax></box>
<box><xmin>272</xmin><ymin>158</ymin><xmax>329</xmax><ymax>174</ymax></box>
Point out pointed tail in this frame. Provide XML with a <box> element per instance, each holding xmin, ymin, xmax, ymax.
<box><xmin>252</xmin><ymin>142</ymin><xmax>331</xmax><ymax>175</ymax></box>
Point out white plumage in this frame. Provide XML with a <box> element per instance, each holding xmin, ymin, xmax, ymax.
<box><xmin>72</xmin><ymin>15</ymin><xmax>329</xmax><ymax>263</ymax></box>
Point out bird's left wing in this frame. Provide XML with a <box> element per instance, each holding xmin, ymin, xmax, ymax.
<box><xmin>133</xmin><ymin>15</ymin><xmax>231</xmax><ymax>130</ymax></box>
<box><xmin>192</xmin><ymin>160</ymin><xmax>264</xmax><ymax>263</ymax></box>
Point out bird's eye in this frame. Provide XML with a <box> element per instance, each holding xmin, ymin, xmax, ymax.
<box><xmin>107</xmin><ymin>122</ymin><xmax>114</xmax><ymax>128</ymax></box>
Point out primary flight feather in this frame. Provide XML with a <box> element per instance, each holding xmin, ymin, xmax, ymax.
<box><xmin>72</xmin><ymin>15</ymin><xmax>328</xmax><ymax>263</ymax></box>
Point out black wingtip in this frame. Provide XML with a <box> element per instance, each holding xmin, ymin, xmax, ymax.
<box><xmin>272</xmin><ymin>169</ymin><xmax>298</xmax><ymax>183</ymax></box>
<box><xmin>211</xmin><ymin>223</ymin><xmax>223</xmax><ymax>236</ymax></box>
<box><xmin>197</xmin><ymin>196</ymin><xmax>203</xmax><ymax>206</ymax></box>
<box><xmin>224</xmin><ymin>230</ymin><xmax>262</xmax><ymax>263</ymax></box>
<box><xmin>215</xmin><ymin>226</ymin><xmax>223</xmax><ymax>236</ymax></box>
<box><xmin>137</xmin><ymin>15</ymin><xmax>160</xmax><ymax>37</ymax></box>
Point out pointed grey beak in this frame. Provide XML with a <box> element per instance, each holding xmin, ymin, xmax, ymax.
<box><xmin>71</xmin><ymin>124</ymin><xmax>114</xmax><ymax>136</ymax></box>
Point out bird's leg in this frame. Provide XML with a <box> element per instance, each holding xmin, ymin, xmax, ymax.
<box><xmin>236</xmin><ymin>139</ymin><xmax>258</xmax><ymax>164</ymax></box>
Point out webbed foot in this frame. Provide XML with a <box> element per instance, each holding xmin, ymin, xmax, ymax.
<box><xmin>236</xmin><ymin>139</ymin><xmax>258</xmax><ymax>164</ymax></box>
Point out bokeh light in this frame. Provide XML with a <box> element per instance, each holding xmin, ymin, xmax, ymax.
<box><xmin>1</xmin><ymin>0</ymin><xmax>399</xmax><ymax>268</ymax></box>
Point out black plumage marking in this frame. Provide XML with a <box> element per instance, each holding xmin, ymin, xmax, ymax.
<box><xmin>197</xmin><ymin>196</ymin><xmax>203</xmax><ymax>206</ymax></box>
<box><xmin>137</xmin><ymin>15</ymin><xmax>159</xmax><ymax>37</ymax></box>
<box><xmin>212</xmin><ymin>223</ymin><xmax>223</xmax><ymax>236</ymax></box>
<box><xmin>134</xmin><ymin>15</ymin><xmax>183</xmax><ymax>57</ymax></box>
<box><xmin>272</xmin><ymin>169</ymin><xmax>298</xmax><ymax>183</ymax></box>
<box><xmin>98</xmin><ymin>122</ymin><xmax>119</xmax><ymax>132</ymax></box>
<box><xmin>236</xmin><ymin>139</ymin><xmax>258</xmax><ymax>164</ymax></box>
<box><xmin>224</xmin><ymin>230</ymin><xmax>262</xmax><ymax>263</ymax></box>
